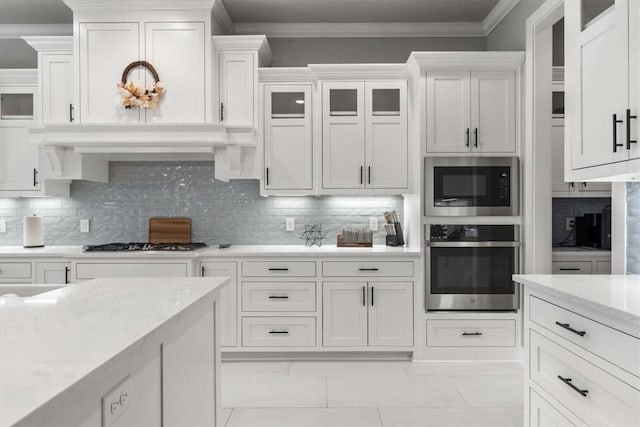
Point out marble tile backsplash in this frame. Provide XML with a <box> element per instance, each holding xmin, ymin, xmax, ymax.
<box><xmin>628</xmin><ymin>183</ymin><xmax>640</xmax><ymax>274</ymax></box>
<box><xmin>0</xmin><ymin>162</ymin><xmax>403</xmax><ymax>246</ymax></box>
<box><xmin>552</xmin><ymin>197</ymin><xmax>611</xmax><ymax>246</ymax></box>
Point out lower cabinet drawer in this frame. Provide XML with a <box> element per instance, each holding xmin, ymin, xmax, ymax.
<box><xmin>322</xmin><ymin>261</ymin><xmax>413</xmax><ymax>277</ymax></box>
<box><xmin>242</xmin><ymin>317</ymin><xmax>316</xmax><ymax>347</ymax></box>
<box><xmin>75</xmin><ymin>263</ymin><xmax>189</xmax><ymax>279</ymax></box>
<box><xmin>0</xmin><ymin>262</ymin><xmax>32</xmax><ymax>279</ymax></box>
<box><xmin>552</xmin><ymin>261</ymin><xmax>592</xmax><ymax>274</ymax></box>
<box><xmin>242</xmin><ymin>282</ymin><xmax>316</xmax><ymax>312</ymax></box>
<box><xmin>426</xmin><ymin>319</ymin><xmax>516</xmax><ymax>347</ymax></box>
<box><xmin>530</xmin><ymin>330</ymin><xmax>640</xmax><ymax>427</ymax></box>
<box><xmin>241</xmin><ymin>261</ymin><xmax>316</xmax><ymax>277</ymax></box>
<box><xmin>529</xmin><ymin>388</ymin><xmax>586</xmax><ymax>427</ymax></box>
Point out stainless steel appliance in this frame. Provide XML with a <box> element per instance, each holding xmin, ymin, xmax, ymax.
<box><xmin>424</xmin><ymin>157</ymin><xmax>519</xmax><ymax>216</ymax></box>
<box><xmin>426</xmin><ymin>224</ymin><xmax>520</xmax><ymax>311</ymax></box>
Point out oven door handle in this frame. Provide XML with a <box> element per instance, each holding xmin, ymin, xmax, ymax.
<box><xmin>427</xmin><ymin>241</ymin><xmax>521</xmax><ymax>248</ymax></box>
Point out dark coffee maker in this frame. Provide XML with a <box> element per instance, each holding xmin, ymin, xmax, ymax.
<box><xmin>575</xmin><ymin>213</ymin><xmax>602</xmax><ymax>248</ymax></box>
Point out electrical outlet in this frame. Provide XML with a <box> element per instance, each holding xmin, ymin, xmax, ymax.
<box><xmin>566</xmin><ymin>217</ymin><xmax>575</xmax><ymax>231</ymax></box>
<box><xmin>369</xmin><ymin>216</ymin><xmax>379</xmax><ymax>231</ymax></box>
<box><xmin>0</xmin><ymin>219</ymin><xmax>6</xmax><ymax>233</ymax></box>
<box><xmin>102</xmin><ymin>376</ymin><xmax>131</xmax><ymax>426</ymax></box>
<box><xmin>285</xmin><ymin>217</ymin><xmax>295</xmax><ymax>232</ymax></box>
<box><xmin>80</xmin><ymin>219</ymin><xmax>90</xmax><ymax>233</ymax></box>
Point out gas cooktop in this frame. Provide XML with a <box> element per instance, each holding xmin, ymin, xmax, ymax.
<box><xmin>83</xmin><ymin>243</ymin><xmax>207</xmax><ymax>252</ymax></box>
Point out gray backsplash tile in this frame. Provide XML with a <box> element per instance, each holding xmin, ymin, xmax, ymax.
<box><xmin>0</xmin><ymin>162</ymin><xmax>403</xmax><ymax>246</ymax></box>
<box><xmin>551</xmin><ymin>197</ymin><xmax>611</xmax><ymax>246</ymax></box>
<box><xmin>628</xmin><ymin>183</ymin><xmax>640</xmax><ymax>274</ymax></box>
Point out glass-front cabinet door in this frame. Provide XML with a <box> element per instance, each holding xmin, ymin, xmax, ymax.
<box><xmin>264</xmin><ymin>84</ymin><xmax>313</xmax><ymax>191</ymax></box>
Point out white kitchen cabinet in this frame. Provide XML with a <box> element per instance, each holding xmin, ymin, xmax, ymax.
<box><xmin>322</xmin><ymin>81</ymin><xmax>408</xmax><ymax>191</ymax></box>
<box><xmin>218</xmin><ymin>52</ymin><xmax>254</xmax><ymax>125</ymax></box>
<box><xmin>41</xmin><ymin>54</ymin><xmax>74</xmax><ymax>124</ymax></box>
<box><xmin>78</xmin><ymin>22</ymin><xmax>141</xmax><ymax>124</ymax></box>
<box><xmin>200</xmin><ymin>261</ymin><xmax>237</xmax><ymax>347</ymax></box>
<box><xmin>0</xmin><ymin>126</ymin><xmax>40</xmax><ymax>192</ymax></box>
<box><xmin>263</xmin><ymin>84</ymin><xmax>313</xmax><ymax>191</ymax></box>
<box><xmin>426</xmin><ymin>70</ymin><xmax>515</xmax><ymax>154</ymax></box>
<box><xmin>631</xmin><ymin>0</ymin><xmax>640</xmax><ymax>161</ymax></box>
<box><xmin>552</xmin><ymin>251</ymin><xmax>611</xmax><ymax>275</ymax></box>
<box><xmin>323</xmin><ymin>281</ymin><xmax>413</xmax><ymax>348</ymax></box>
<box><xmin>74</xmin><ymin>262</ymin><xmax>189</xmax><ymax>281</ymax></box>
<box><xmin>529</xmin><ymin>389</ymin><xmax>585</xmax><ymax>427</ymax></box>
<box><xmin>144</xmin><ymin>22</ymin><xmax>206</xmax><ymax>123</ymax></box>
<box><xmin>35</xmin><ymin>262</ymin><xmax>71</xmax><ymax>284</ymax></box>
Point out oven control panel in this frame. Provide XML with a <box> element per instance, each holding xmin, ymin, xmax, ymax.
<box><xmin>429</xmin><ymin>225</ymin><xmax>517</xmax><ymax>242</ymax></box>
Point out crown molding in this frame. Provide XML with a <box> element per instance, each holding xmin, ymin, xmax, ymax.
<box><xmin>408</xmin><ymin>51</ymin><xmax>525</xmax><ymax>71</ymax></box>
<box><xmin>259</xmin><ymin>67</ymin><xmax>314</xmax><ymax>83</ymax></box>
<box><xmin>234</xmin><ymin>22</ymin><xmax>486</xmax><ymax>38</ymax></box>
<box><xmin>0</xmin><ymin>24</ymin><xmax>71</xmax><ymax>39</ymax></box>
<box><xmin>63</xmin><ymin>0</ymin><xmax>215</xmax><ymax>11</ymax></box>
<box><xmin>212</xmin><ymin>0</ymin><xmax>235</xmax><ymax>34</ymax></box>
<box><xmin>552</xmin><ymin>66</ymin><xmax>564</xmax><ymax>82</ymax></box>
<box><xmin>22</xmin><ymin>36</ymin><xmax>73</xmax><ymax>52</ymax></box>
<box><xmin>212</xmin><ymin>35</ymin><xmax>272</xmax><ymax>65</ymax></box>
<box><xmin>308</xmin><ymin>63</ymin><xmax>410</xmax><ymax>80</ymax></box>
<box><xmin>483</xmin><ymin>0</ymin><xmax>521</xmax><ymax>35</ymax></box>
<box><xmin>0</xmin><ymin>69</ymin><xmax>38</xmax><ymax>86</ymax></box>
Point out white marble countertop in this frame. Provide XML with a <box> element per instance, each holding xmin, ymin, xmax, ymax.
<box><xmin>0</xmin><ymin>244</ymin><xmax>421</xmax><ymax>259</ymax></box>
<box><xmin>0</xmin><ymin>276</ymin><xmax>229</xmax><ymax>427</ymax></box>
<box><xmin>513</xmin><ymin>274</ymin><xmax>640</xmax><ymax>322</ymax></box>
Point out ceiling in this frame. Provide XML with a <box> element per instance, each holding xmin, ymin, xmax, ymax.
<box><xmin>0</xmin><ymin>0</ymin><xmax>502</xmax><ymax>25</ymax></box>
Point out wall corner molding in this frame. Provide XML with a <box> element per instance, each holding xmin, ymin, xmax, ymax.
<box><xmin>483</xmin><ymin>0</ymin><xmax>522</xmax><ymax>35</ymax></box>
<box><xmin>212</xmin><ymin>0</ymin><xmax>235</xmax><ymax>34</ymax></box>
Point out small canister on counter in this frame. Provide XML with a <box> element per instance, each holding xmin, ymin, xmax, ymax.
<box><xmin>23</xmin><ymin>215</ymin><xmax>44</xmax><ymax>248</ymax></box>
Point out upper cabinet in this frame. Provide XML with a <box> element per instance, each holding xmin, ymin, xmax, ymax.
<box><xmin>322</xmin><ymin>80</ymin><xmax>408</xmax><ymax>192</ymax></box>
<box><xmin>426</xmin><ymin>70</ymin><xmax>516</xmax><ymax>154</ymax></box>
<box><xmin>565</xmin><ymin>0</ymin><xmax>640</xmax><ymax>180</ymax></box>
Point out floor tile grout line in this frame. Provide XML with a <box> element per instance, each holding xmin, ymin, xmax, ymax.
<box><xmin>325</xmin><ymin>376</ymin><xmax>329</xmax><ymax>408</ymax></box>
<box><xmin>376</xmin><ymin>407</ymin><xmax>384</xmax><ymax>427</ymax></box>
<box><xmin>447</xmin><ymin>377</ymin><xmax>473</xmax><ymax>408</ymax></box>
<box><xmin>224</xmin><ymin>408</ymin><xmax>233</xmax><ymax>427</ymax></box>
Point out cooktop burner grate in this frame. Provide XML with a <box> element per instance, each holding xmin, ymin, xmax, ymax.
<box><xmin>83</xmin><ymin>242</ymin><xmax>207</xmax><ymax>252</ymax></box>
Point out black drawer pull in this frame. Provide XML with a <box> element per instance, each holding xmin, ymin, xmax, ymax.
<box><xmin>462</xmin><ymin>332</ymin><xmax>483</xmax><ymax>336</ymax></box>
<box><xmin>268</xmin><ymin>295</ymin><xmax>289</xmax><ymax>299</ymax></box>
<box><xmin>64</xmin><ymin>266</ymin><xmax>70</xmax><ymax>284</ymax></box>
<box><xmin>362</xmin><ymin>286</ymin><xmax>366</xmax><ymax>306</ymax></box>
<box><xmin>268</xmin><ymin>268</ymin><xmax>289</xmax><ymax>271</ymax></box>
<box><xmin>269</xmin><ymin>330</ymin><xmax>289</xmax><ymax>334</ymax></box>
<box><xmin>559</xmin><ymin>268</ymin><xmax>581</xmax><ymax>271</ymax></box>
<box><xmin>555</xmin><ymin>322</ymin><xmax>586</xmax><ymax>337</ymax></box>
<box><xmin>358</xmin><ymin>268</ymin><xmax>379</xmax><ymax>272</ymax></box>
<box><xmin>557</xmin><ymin>375</ymin><xmax>589</xmax><ymax>397</ymax></box>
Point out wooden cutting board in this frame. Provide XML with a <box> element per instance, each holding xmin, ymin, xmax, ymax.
<box><xmin>148</xmin><ymin>218</ymin><xmax>192</xmax><ymax>243</ymax></box>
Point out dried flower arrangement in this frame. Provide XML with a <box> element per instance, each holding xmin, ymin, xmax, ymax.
<box><xmin>117</xmin><ymin>61</ymin><xmax>165</xmax><ymax>109</ymax></box>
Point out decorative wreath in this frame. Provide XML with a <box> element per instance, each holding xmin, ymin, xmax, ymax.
<box><xmin>117</xmin><ymin>61</ymin><xmax>165</xmax><ymax>110</ymax></box>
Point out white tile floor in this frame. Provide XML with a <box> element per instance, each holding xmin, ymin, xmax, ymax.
<box><xmin>221</xmin><ymin>361</ymin><xmax>524</xmax><ymax>427</ymax></box>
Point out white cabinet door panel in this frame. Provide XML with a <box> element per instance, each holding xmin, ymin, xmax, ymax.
<box><xmin>471</xmin><ymin>70</ymin><xmax>516</xmax><ymax>153</ymax></box>
<box><xmin>79</xmin><ymin>22</ymin><xmax>141</xmax><ymax>123</ymax></box>
<box><xmin>41</xmin><ymin>54</ymin><xmax>73</xmax><ymax>124</ymax></box>
<box><xmin>551</xmin><ymin>125</ymin><xmax>571</xmax><ymax>193</ymax></box>
<box><xmin>218</xmin><ymin>52</ymin><xmax>254</xmax><ymax>126</ymax></box>
<box><xmin>144</xmin><ymin>22</ymin><xmax>206</xmax><ymax>123</ymax></box>
<box><xmin>323</xmin><ymin>282</ymin><xmax>368</xmax><ymax>347</ymax></box>
<box><xmin>529</xmin><ymin>389</ymin><xmax>584</xmax><ymax>427</ymax></box>
<box><xmin>36</xmin><ymin>262</ymin><xmax>70</xmax><ymax>285</ymax></box>
<box><xmin>201</xmin><ymin>261</ymin><xmax>237</xmax><ymax>347</ymax></box>
<box><xmin>630</xmin><ymin>0</ymin><xmax>640</xmax><ymax>160</ymax></box>
<box><xmin>0</xmin><ymin>127</ymin><xmax>39</xmax><ymax>191</ymax></box>
<box><xmin>426</xmin><ymin>71</ymin><xmax>471</xmax><ymax>153</ymax></box>
<box><xmin>368</xmin><ymin>282</ymin><xmax>413</xmax><ymax>347</ymax></box>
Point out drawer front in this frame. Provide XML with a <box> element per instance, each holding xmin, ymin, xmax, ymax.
<box><xmin>426</xmin><ymin>319</ymin><xmax>516</xmax><ymax>347</ymax></box>
<box><xmin>75</xmin><ymin>263</ymin><xmax>189</xmax><ymax>279</ymax></box>
<box><xmin>0</xmin><ymin>262</ymin><xmax>32</xmax><ymax>279</ymax></box>
<box><xmin>595</xmin><ymin>261</ymin><xmax>612</xmax><ymax>274</ymax></box>
<box><xmin>530</xmin><ymin>295</ymin><xmax>640</xmax><ymax>377</ymax></box>
<box><xmin>530</xmin><ymin>330</ymin><xmax>640</xmax><ymax>427</ymax></box>
<box><xmin>529</xmin><ymin>389</ymin><xmax>585</xmax><ymax>427</ymax></box>
<box><xmin>242</xmin><ymin>282</ymin><xmax>316</xmax><ymax>312</ymax></box>
<box><xmin>322</xmin><ymin>261</ymin><xmax>413</xmax><ymax>277</ymax></box>
<box><xmin>241</xmin><ymin>261</ymin><xmax>316</xmax><ymax>277</ymax></box>
<box><xmin>552</xmin><ymin>261</ymin><xmax>592</xmax><ymax>274</ymax></box>
<box><xmin>242</xmin><ymin>317</ymin><xmax>316</xmax><ymax>347</ymax></box>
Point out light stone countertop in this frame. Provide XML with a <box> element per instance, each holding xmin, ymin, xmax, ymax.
<box><xmin>0</xmin><ymin>276</ymin><xmax>229</xmax><ymax>427</ymax></box>
<box><xmin>0</xmin><ymin>245</ymin><xmax>421</xmax><ymax>259</ymax></box>
<box><xmin>513</xmin><ymin>274</ymin><xmax>640</xmax><ymax>322</ymax></box>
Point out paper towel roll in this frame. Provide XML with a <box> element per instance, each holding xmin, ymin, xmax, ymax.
<box><xmin>23</xmin><ymin>215</ymin><xmax>44</xmax><ymax>248</ymax></box>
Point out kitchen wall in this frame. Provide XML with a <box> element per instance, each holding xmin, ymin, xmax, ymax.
<box><xmin>0</xmin><ymin>162</ymin><xmax>403</xmax><ymax>246</ymax></box>
<box><xmin>485</xmin><ymin>0</ymin><xmax>546</xmax><ymax>51</ymax></box>
<box><xmin>552</xmin><ymin>198</ymin><xmax>611</xmax><ymax>246</ymax></box>
<box><xmin>628</xmin><ymin>183</ymin><xmax>640</xmax><ymax>274</ymax></box>
<box><xmin>0</xmin><ymin>39</ymin><xmax>37</xmax><ymax>68</ymax></box>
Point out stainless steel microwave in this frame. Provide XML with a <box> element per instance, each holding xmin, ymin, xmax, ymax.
<box><xmin>424</xmin><ymin>157</ymin><xmax>519</xmax><ymax>216</ymax></box>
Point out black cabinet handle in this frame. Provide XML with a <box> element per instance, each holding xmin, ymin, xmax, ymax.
<box><xmin>69</xmin><ymin>104</ymin><xmax>74</xmax><ymax>122</ymax></box>
<box><xmin>64</xmin><ymin>266</ymin><xmax>70</xmax><ymax>284</ymax></box>
<box><xmin>371</xmin><ymin>286</ymin><xmax>374</xmax><ymax>306</ymax></box>
<box><xmin>266</xmin><ymin>167</ymin><xmax>270</xmax><ymax>186</ymax></box>
<box><xmin>268</xmin><ymin>268</ymin><xmax>289</xmax><ymax>271</ymax></box>
<box><xmin>570</xmin><ymin>182</ymin><xmax>575</xmax><ymax>188</ymax></box>
<box><xmin>358</xmin><ymin>268</ymin><xmax>379</xmax><ymax>272</ymax></box>
<box><xmin>33</xmin><ymin>168</ymin><xmax>38</xmax><ymax>187</ymax></box>
<box><xmin>269</xmin><ymin>330</ymin><xmax>289</xmax><ymax>334</ymax></box>
<box><xmin>201</xmin><ymin>266</ymin><xmax>205</xmax><ymax>277</ymax></box>
<box><xmin>462</xmin><ymin>332</ymin><xmax>483</xmax><ymax>336</ymax></box>
<box><xmin>559</xmin><ymin>268</ymin><xmax>581</xmax><ymax>271</ymax></box>
<box><xmin>466</xmin><ymin>128</ymin><xmax>470</xmax><ymax>147</ymax></box>
<box><xmin>360</xmin><ymin>166</ymin><xmax>363</xmax><ymax>185</ymax></box>
<box><xmin>368</xmin><ymin>166</ymin><xmax>371</xmax><ymax>185</ymax></box>
<box><xmin>613</xmin><ymin>113</ymin><xmax>624</xmax><ymax>152</ymax></box>
<box><xmin>474</xmin><ymin>128</ymin><xmax>478</xmax><ymax>148</ymax></box>
<box><xmin>220</xmin><ymin>102</ymin><xmax>224</xmax><ymax>121</ymax></box>
<box><xmin>627</xmin><ymin>109</ymin><xmax>637</xmax><ymax>150</ymax></box>
<box><xmin>555</xmin><ymin>321</ymin><xmax>586</xmax><ymax>336</ymax></box>
<box><xmin>557</xmin><ymin>375</ymin><xmax>589</xmax><ymax>397</ymax></box>
<box><xmin>362</xmin><ymin>286</ymin><xmax>366</xmax><ymax>306</ymax></box>
<box><xmin>268</xmin><ymin>295</ymin><xmax>289</xmax><ymax>299</ymax></box>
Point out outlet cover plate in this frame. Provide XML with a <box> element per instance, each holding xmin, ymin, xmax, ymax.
<box><xmin>80</xmin><ymin>219</ymin><xmax>90</xmax><ymax>233</ymax></box>
<box><xmin>102</xmin><ymin>376</ymin><xmax>131</xmax><ymax>426</ymax></box>
<box><xmin>285</xmin><ymin>217</ymin><xmax>295</xmax><ymax>232</ymax></box>
<box><xmin>0</xmin><ymin>219</ymin><xmax>6</xmax><ymax>233</ymax></box>
<box><xmin>369</xmin><ymin>217</ymin><xmax>379</xmax><ymax>231</ymax></box>
<box><xmin>566</xmin><ymin>217</ymin><xmax>575</xmax><ymax>231</ymax></box>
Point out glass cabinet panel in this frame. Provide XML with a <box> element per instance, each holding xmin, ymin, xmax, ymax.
<box><xmin>271</xmin><ymin>92</ymin><xmax>305</xmax><ymax>118</ymax></box>
<box><xmin>582</xmin><ymin>0</ymin><xmax>615</xmax><ymax>29</ymax></box>
<box><xmin>0</xmin><ymin>93</ymin><xmax>34</xmax><ymax>120</ymax></box>
<box><xmin>329</xmin><ymin>89</ymin><xmax>357</xmax><ymax>116</ymax></box>
<box><xmin>372</xmin><ymin>88</ymin><xmax>400</xmax><ymax>116</ymax></box>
